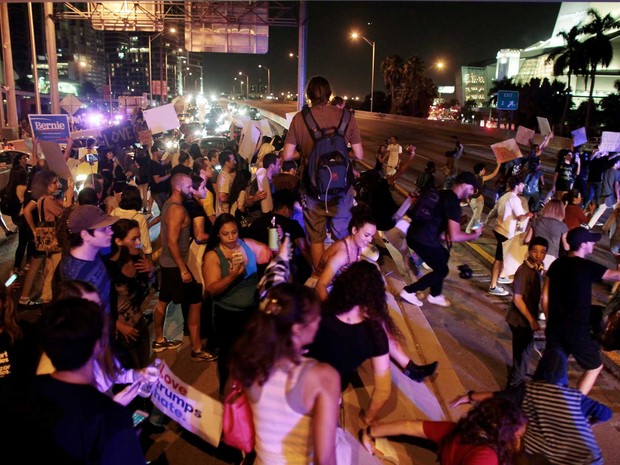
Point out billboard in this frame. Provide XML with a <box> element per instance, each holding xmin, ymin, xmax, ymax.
<box><xmin>88</xmin><ymin>2</ymin><xmax>165</xmax><ymax>31</ymax></box>
<box><xmin>185</xmin><ymin>3</ymin><xmax>269</xmax><ymax>54</ymax></box>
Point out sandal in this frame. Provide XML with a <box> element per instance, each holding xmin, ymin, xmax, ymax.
<box><xmin>359</xmin><ymin>426</ymin><xmax>376</xmax><ymax>456</ymax></box>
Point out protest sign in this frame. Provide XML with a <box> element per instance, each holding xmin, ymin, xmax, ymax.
<box><xmin>536</xmin><ymin>117</ymin><xmax>551</xmax><ymax>136</ymax></box>
<box><xmin>151</xmin><ymin>362</ymin><xmax>223</xmax><ymax>447</ymax></box>
<box><xmin>38</xmin><ymin>141</ymin><xmax>72</xmax><ymax>180</ymax></box>
<box><xmin>143</xmin><ymin>104</ymin><xmax>180</xmax><ymax>134</ymax></box>
<box><xmin>515</xmin><ymin>126</ymin><xmax>535</xmax><ymax>146</ymax></box>
<box><xmin>600</xmin><ymin>131</ymin><xmax>620</xmax><ymax>153</ymax></box>
<box><xmin>101</xmin><ymin>121</ymin><xmax>136</xmax><ymax>149</ymax></box>
<box><xmin>491</xmin><ymin>138</ymin><xmax>523</xmax><ymax>164</ymax></box>
<box><xmin>571</xmin><ymin>127</ymin><xmax>588</xmax><ymax>147</ymax></box>
<box><xmin>28</xmin><ymin>114</ymin><xmax>70</xmax><ymax>142</ymax></box>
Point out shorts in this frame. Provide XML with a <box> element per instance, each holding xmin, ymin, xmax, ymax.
<box><xmin>158</xmin><ymin>266</ymin><xmax>202</xmax><ymax>305</ymax></box>
<box><xmin>493</xmin><ymin>230</ymin><xmax>508</xmax><ymax>261</ymax></box>
<box><xmin>303</xmin><ymin>189</ymin><xmax>354</xmax><ymax>244</ymax></box>
<box><xmin>547</xmin><ymin>332</ymin><xmax>602</xmax><ymax>371</ymax></box>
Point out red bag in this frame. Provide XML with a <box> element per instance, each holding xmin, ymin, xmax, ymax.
<box><xmin>222</xmin><ymin>382</ymin><xmax>255</xmax><ymax>453</ymax></box>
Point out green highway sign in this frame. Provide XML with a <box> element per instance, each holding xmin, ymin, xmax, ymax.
<box><xmin>497</xmin><ymin>90</ymin><xmax>519</xmax><ymax>110</ymax></box>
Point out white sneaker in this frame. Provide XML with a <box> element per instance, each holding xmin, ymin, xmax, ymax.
<box><xmin>497</xmin><ymin>276</ymin><xmax>513</xmax><ymax>284</ymax></box>
<box><xmin>427</xmin><ymin>294</ymin><xmax>451</xmax><ymax>307</ymax></box>
<box><xmin>489</xmin><ymin>286</ymin><xmax>510</xmax><ymax>296</ymax></box>
<box><xmin>400</xmin><ymin>289</ymin><xmax>423</xmax><ymax>306</ymax></box>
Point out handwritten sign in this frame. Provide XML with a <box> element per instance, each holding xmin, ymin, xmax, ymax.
<box><xmin>515</xmin><ymin>126</ymin><xmax>535</xmax><ymax>146</ymax></box>
<box><xmin>536</xmin><ymin>117</ymin><xmax>551</xmax><ymax>136</ymax></box>
<box><xmin>600</xmin><ymin>131</ymin><xmax>620</xmax><ymax>153</ymax></box>
<box><xmin>151</xmin><ymin>362</ymin><xmax>222</xmax><ymax>447</ymax></box>
<box><xmin>571</xmin><ymin>127</ymin><xmax>588</xmax><ymax>147</ymax></box>
<box><xmin>101</xmin><ymin>121</ymin><xmax>136</xmax><ymax>149</ymax></box>
<box><xmin>491</xmin><ymin>138</ymin><xmax>523</xmax><ymax>164</ymax></box>
<box><xmin>143</xmin><ymin>104</ymin><xmax>180</xmax><ymax>135</ymax></box>
<box><xmin>28</xmin><ymin>114</ymin><xmax>70</xmax><ymax>142</ymax></box>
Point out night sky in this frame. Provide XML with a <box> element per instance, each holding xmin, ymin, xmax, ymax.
<box><xmin>201</xmin><ymin>1</ymin><xmax>561</xmax><ymax>99</ymax></box>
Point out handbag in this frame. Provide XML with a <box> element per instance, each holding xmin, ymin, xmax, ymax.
<box><xmin>221</xmin><ymin>382</ymin><xmax>255</xmax><ymax>453</ymax></box>
<box><xmin>34</xmin><ymin>198</ymin><xmax>61</xmax><ymax>253</ymax></box>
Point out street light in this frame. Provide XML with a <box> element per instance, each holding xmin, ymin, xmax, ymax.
<box><xmin>238</xmin><ymin>71</ymin><xmax>249</xmax><ymax>99</ymax></box>
<box><xmin>351</xmin><ymin>32</ymin><xmax>376</xmax><ymax>113</ymax></box>
<box><xmin>258</xmin><ymin>64</ymin><xmax>271</xmax><ymax>96</ymax></box>
<box><xmin>148</xmin><ymin>28</ymin><xmax>176</xmax><ymax>106</ymax></box>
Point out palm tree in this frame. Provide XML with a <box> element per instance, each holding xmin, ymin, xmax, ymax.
<box><xmin>580</xmin><ymin>8</ymin><xmax>620</xmax><ymax>128</ymax></box>
<box><xmin>381</xmin><ymin>55</ymin><xmax>404</xmax><ymax>114</ymax></box>
<box><xmin>400</xmin><ymin>56</ymin><xmax>427</xmax><ymax>116</ymax></box>
<box><xmin>545</xmin><ymin>26</ymin><xmax>587</xmax><ymax>133</ymax></box>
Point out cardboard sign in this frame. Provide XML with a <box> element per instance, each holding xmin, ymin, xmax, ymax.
<box><xmin>536</xmin><ymin>117</ymin><xmax>552</xmax><ymax>136</ymax></box>
<box><xmin>138</xmin><ymin>129</ymin><xmax>152</xmax><ymax>146</ymax></box>
<box><xmin>515</xmin><ymin>126</ymin><xmax>535</xmax><ymax>146</ymax></box>
<box><xmin>143</xmin><ymin>104</ymin><xmax>180</xmax><ymax>135</ymax></box>
<box><xmin>38</xmin><ymin>140</ymin><xmax>72</xmax><ymax>180</ymax></box>
<box><xmin>491</xmin><ymin>138</ymin><xmax>523</xmax><ymax>164</ymax></box>
<box><xmin>151</xmin><ymin>362</ymin><xmax>222</xmax><ymax>447</ymax></box>
<box><xmin>101</xmin><ymin>121</ymin><xmax>136</xmax><ymax>149</ymax></box>
<box><xmin>600</xmin><ymin>131</ymin><xmax>620</xmax><ymax>153</ymax></box>
<box><xmin>571</xmin><ymin>127</ymin><xmax>588</xmax><ymax>147</ymax></box>
<box><xmin>28</xmin><ymin>114</ymin><xmax>71</xmax><ymax>142</ymax></box>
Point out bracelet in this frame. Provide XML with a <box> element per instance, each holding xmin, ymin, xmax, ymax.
<box><xmin>467</xmin><ymin>390</ymin><xmax>474</xmax><ymax>403</ymax></box>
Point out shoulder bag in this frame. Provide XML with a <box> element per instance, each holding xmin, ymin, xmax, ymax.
<box><xmin>34</xmin><ymin>197</ymin><xmax>61</xmax><ymax>253</ymax></box>
<box><xmin>221</xmin><ymin>381</ymin><xmax>255</xmax><ymax>453</ymax></box>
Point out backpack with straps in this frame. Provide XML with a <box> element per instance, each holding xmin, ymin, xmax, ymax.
<box><xmin>301</xmin><ymin>106</ymin><xmax>352</xmax><ymax>201</ymax></box>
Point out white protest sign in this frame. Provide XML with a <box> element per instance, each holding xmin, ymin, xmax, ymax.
<box><xmin>38</xmin><ymin>140</ymin><xmax>72</xmax><ymax>180</ymax></box>
<box><xmin>515</xmin><ymin>126</ymin><xmax>535</xmax><ymax>146</ymax></box>
<box><xmin>151</xmin><ymin>362</ymin><xmax>223</xmax><ymax>446</ymax></box>
<box><xmin>600</xmin><ymin>131</ymin><xmax>620</xmax><ymax>153</ymax></box>
<box><xmin>571</xmin><ymin>127</ymin><xmax>588</xmax><ymax>147</ymax></box>
<box><xmin>490</xmin><ymin>138</ymin><xmax>523</xmax><ymax>164</ymax></box>
<box><xmin>143</xmin><ymin>104</ymin><xmax>180</xmax><ymax>135</ymax></box>
<box><xmin>536</xmin><ymin>117</ymin><xmax>551</xmax><ymax>136</ymax></box>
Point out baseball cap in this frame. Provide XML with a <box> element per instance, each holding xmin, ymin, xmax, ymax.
<box><xmin>68</xmin><ymin>205</ymin><xmax>118</xmax><ymax>233</ymax></box>
<box><xmin>454</xmin><ymin>171</ymin><xmax>479</xmax><ymax>189</ymax></box>
<box><xmin>566</xmin><ymin>226</ymin><xmax>601</xmax><ymax>250</ymax></box>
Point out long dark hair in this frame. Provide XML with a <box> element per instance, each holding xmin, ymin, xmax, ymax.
<box><xmin>327</xmin><ymin>260</ymin><xmax>401</xmax><ymax>341</ymax></box>
<box><xmin>229</xmin><ymin>283</ymin><xmax>321</xmax><ymax>388</ymax></box>
<box><xmin>206</xmin><ymin>213</ymin><xmax>238</xmax><ymax>251</ymax></box>
<box><xmin>441</xmin><ymin>398</ymin><xmax>526</xmax><ymax>465</ymax></box>
<box><xmin>111</xmin><ymin>218</ymin><xmax>140</xmax><ymax>265</ymax></box>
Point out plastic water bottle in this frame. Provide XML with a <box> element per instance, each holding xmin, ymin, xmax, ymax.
<box><xmin>137</xmin><ymin>358</ymin><xmax>162</xmax><ymax>398</ymax></box>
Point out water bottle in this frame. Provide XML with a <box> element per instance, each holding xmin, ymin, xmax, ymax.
<box><xmin>268</xmin><ymin>216</ymin><xmax>279</xmax><ymax>251</ymax></box>
<box><xmin>137</xmin><ymin>358</ymin><xmax>162</xmax><ymax>398</ymax></box>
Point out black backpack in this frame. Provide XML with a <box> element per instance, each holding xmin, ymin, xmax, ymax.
<box><xmin>0</xmin><ymin>189</ymin><xmax>21</xmax><ymax>217</ymax></box>
<box><xmin>302</xmin><ymin>106</ymin><xmax>352</xmax><ymax>201</ymax></box>
<box><xmin>409</xmin><ymin>187</ymin><xmax>441</xmax><ymax>223</ymax></box>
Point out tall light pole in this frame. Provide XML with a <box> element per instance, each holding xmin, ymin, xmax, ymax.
<box><xmin>238</xmin><ymin>71</ymin><xmax>249</xmax><ymax>99</ymax></box>
<box><xmin>351</xmin><ymin>32</ymin><xmax>376</xmax><ymax>113</ymax></box>
<box><xmin>258</xmin><ymin>64</ymin><xmax>271</xmax><ymax>96</ymax></box>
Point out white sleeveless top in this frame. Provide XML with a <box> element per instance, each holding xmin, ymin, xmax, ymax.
<box><xmin>251</xmin><ymin>358</ymin><xmax>315</xmax><ymax>465</ymax></box>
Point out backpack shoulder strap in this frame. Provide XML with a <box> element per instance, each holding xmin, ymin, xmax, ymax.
<box><xmin>337</xmin><ymin>109</ymin><xmax>352</xmax><ymax>136</ymax></box>
<box><xmin>301</xmin><ymin>105</ymin><xmax>322</xmax><ymax>141</ymax></box>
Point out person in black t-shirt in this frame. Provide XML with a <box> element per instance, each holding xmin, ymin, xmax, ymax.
<box><xmin>400</xmin><ymin>172</ymin><xmax>483</xmax><ymax>308</ymax></box>
<box><xmin>148</xmin><ymin>146</ymin><xmax>171</xmax><ymax>213</ymax></box>
<box><xmin>543</xmin><ymin>227</ymin><xmax>620</xmax><ymax>394</ymax></box>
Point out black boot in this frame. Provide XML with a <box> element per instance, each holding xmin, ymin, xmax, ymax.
<box><xmin>403</xmin><ymin>360</ymin><xmax>438</xmax><ymax>382</ymax></box>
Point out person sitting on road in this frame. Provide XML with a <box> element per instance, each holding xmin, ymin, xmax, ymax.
<box><xmin>360</xmin><ymin>397</ymin><xmax>526</xmax><ymax>464</ymax></box>
<box><xmin>308</xmin><ymin>261</ymin><xmax>438</xmax><ymax>428</ymax></box>
<box><xmin>452</xmin><ymin>348</ymin><xmax>611</xmax><ymax>465</ymax></box>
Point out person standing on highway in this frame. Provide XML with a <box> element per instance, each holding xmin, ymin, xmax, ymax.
<box><xmin>587</xmin><ymin>156</ymin><xmax>620</xmax><ymax>229</ymax></box>
<box><xmin>282</xmin><ymin>76</ymin><xmax>364</xmax><ymax>269</ymax></box>
<box><xmin>400</xmin><ymin>172</ymin><xmax>483</xmax><ymax>307</ymax></box>
<box><xmin>465</xmin><ymin>161</ymin><xmax>501</xmax><ymax>234</ymax></box>
<box><xmin>385</xmin><ymin>136</ymin><xmax>402</xmax><ymax>177</ymax></box>
<box><xmin>215</xmin><ymin>149</ymin><xmax>237</xmax><ymax>216</ymax></box>
<box><xmin>488</xmin><ymin>176</ymin><xmax>533</xmax><ymax>297</ymax></box>
<box><xmin>542</xmin><ymin>226</ymin><xmax>620</xmax><ymax>395</ymax></box>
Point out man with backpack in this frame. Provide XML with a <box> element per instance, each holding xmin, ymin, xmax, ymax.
<box><xmin>283</xmin><ymin>76</ymin><xmax>363</xmax><ymax>269</ymax></box>
<box><xmin>400</xmin><ymin>172</ymin><xmax>483</xmax><ymax>307</ymax></box>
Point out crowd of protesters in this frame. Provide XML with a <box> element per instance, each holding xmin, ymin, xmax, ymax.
<box><xmin>0</xmin><ymin>75</ymin><xmax>618</xmax><ymax>464</ymax></box>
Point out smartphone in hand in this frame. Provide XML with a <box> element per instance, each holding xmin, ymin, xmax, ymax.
<box><xmin>132</xmin><ymin>409</ymin><xmax>149</xmax><ymax>428</ymax></box>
